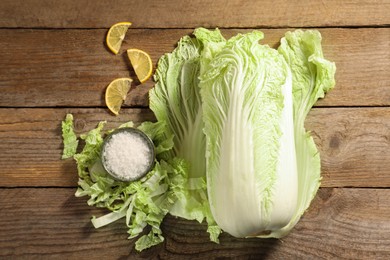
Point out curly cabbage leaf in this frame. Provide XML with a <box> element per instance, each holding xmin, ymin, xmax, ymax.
<box><xmin>62</xmin><ymin>115</ymin><xmax>188</xmax><ymax>251</ymax></box>
<box><xmin>150</xmin><ymin>29</ymin><xmax>225</xmax><ymax>241</ymax></box>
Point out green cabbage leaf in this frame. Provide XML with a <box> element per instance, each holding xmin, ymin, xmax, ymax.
<box><xmin>150</xmin><ymin>29</ymin><xmax>225</xmax><ymax>241</ymax></box>
<box><xmin>61</xmin><ymin>116</ymin><xmax>188</xmax><ymax>251</ymax></box>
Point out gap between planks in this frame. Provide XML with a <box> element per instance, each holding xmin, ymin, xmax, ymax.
<box><xmin>0</xmin><ymin>25</ymin><xmax>389</xmax><ymax>30</ymax></box>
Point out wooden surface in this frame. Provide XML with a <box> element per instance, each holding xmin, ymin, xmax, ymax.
<box><xmin>0</xmin><ymin>0</ymin><xmax>389</xmax><ymax>259</ymax></box>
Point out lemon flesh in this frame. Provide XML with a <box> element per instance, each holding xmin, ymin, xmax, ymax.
<box><xmin>106</xmin><ymin>22</ymin><xmax>132</xmax><ymax>54</ymax></box>
<box><xmin>127</xmin><ymin>49</ymin><xmax>153</xmax><ymax>83</ymax></box>
<box><xmin>105</xmin><ymin>78</ymin><xmax>133</xmax><ymax>115</ymax></box>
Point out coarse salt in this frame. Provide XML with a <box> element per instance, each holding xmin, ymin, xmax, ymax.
<box><xmin>102</xmin><ymin>131</ymin><xmax>153</xmax><ymax>181</ymax></box>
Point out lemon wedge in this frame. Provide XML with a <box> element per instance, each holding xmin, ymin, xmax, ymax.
<box><xmin>105</xmin><ymin>78</ymin><xmax>133</xmax><ymax>115</ymax></box>
<box><xmin>106</xmin><ymin>22</ymin><xmax>132</xmax><ymax>54</ymax></box>
<box><xmin>127</xmin><ymin>49</ymin><xmax>153</xmax><ymax>83</ymax></box>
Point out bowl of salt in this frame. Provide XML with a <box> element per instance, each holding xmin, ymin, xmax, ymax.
<box><xmin>101</xmin><ymin>127</ymin><xmax>155</xmax><ymax>182</ymax></box>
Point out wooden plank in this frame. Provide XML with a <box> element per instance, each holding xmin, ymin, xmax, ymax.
<box><xmin>0</xmin><ymin>108</ymin><xmax>154</xmax><ymax>187</ymax></box>
<box><xmin>0</xmin><ymin>0</ymin><xmax>389</xmax><ymax>28</ymax></box>
<box><xmin>308</xmin><ymin>108</ymin><xmax>390</xmax><ymax>188</ymax></box>
<box><xmin>0</xmin><ymin>188</ymin><xmax>388</xmax><ymax>258</ymax></box>
<box><xmin>0</xmin><ymin>28</ymin><xmax>388</xmax><ymax>107</ymax></box>
<box><xmin>0</xmin><ymin>107</ymin><xmax>389</xmax><ymax>188</ymax></box>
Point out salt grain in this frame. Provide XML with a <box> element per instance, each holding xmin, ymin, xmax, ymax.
<box><xmin>102</xmin><ymin>131</ymin><xmax>153</xmax><ymax>181</ymax></box>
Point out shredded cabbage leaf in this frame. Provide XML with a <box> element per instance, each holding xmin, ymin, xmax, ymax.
<box><xmin>61</xmin><ymin>114</ymin><xmax>79</xmax><ymax>159</ymax></box>
<box><xmin>62</xmin><ymin>116</ymin><xmax>188</xmax><ymax>251</ymax></box>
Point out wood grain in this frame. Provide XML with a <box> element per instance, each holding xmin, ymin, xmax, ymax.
<box><xmin>0</xmin><ymin>188</ymin><xmax>388</xmax><ymax>259</ymax></box>
<box><xmin>0</xmin><ymin>0</ymin><xmax>389</xmax><ymax>28</ymax></box>
<box><xmin>0</xmin><ymin>28</ymin><xmax>388</xmax><ymax>108</ymax></box>
<box><xmin>0</xmin><ymin>107</ymin><xmax>389</xmax><ymax>188</ymax></box>
<box><xmin>308</xmin><ymin>108</ymin><xmax>390</xmax><ymax>188</ymax></box>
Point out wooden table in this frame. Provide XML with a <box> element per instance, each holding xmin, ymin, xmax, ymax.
<box><xmin>0</xmin><ymin>1</ymin><xmax>389</xmax><ymax>259</ymax></box>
